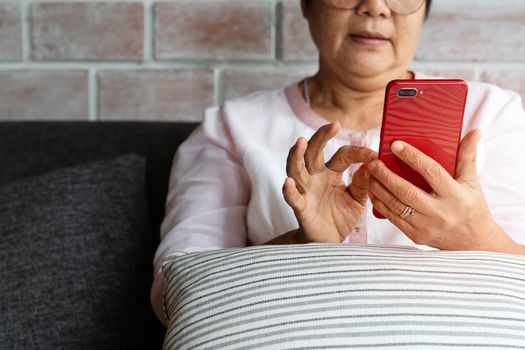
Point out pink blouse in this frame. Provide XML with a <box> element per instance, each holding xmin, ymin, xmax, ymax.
<box><xmin>151</xmin><ymin>73</ymin><xmax>525</xmax><ymax>323</ymax></box>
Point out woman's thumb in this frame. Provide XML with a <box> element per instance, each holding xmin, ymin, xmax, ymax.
<box><xmin>346</xmin><ymin>165</ymin><xmax>370</xmax><ymax>205</ymax></box>
<box><xmin>455</xmin><ymin>129</ymin><xmax>481</xmax><ymax>182</ymax></box>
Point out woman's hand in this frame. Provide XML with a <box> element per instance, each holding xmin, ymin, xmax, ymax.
<box><xmin>367</xmin><ymin>129</ymin><xmax>517</xmax><ymax>252</ymax></box>
<box><xmin>283</xmin><ymin>122</ymin><xmax>377</xmax><ymax>244</ymax></box>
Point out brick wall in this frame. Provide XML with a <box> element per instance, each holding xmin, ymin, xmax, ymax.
<box><xmin>0</xmin><ymin>0</ymin><xmax>524</xmax><ymax>121</ymax></box>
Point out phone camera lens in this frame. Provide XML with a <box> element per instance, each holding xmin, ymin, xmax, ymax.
<box><xmin>397</xmin><ymin>88</ymin><xmax>418</xmax><ymax>98</ymax></box>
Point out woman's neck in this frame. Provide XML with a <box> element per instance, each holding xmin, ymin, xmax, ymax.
<box><xmin>302</xmin><ymin>69</ymin><xmax>413</xmax><ymax>131</ymax></box>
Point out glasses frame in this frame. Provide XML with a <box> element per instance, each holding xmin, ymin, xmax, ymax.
<box><xmin>328</xmin><ymin>0</ymin><xmax>425</xmax><ymax>15</ymax></box>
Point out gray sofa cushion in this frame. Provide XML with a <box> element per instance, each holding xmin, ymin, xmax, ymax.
<box><xmin>0</xmin><ymin>121</ymin><xmax>200</xmax><ymax>348</ymax></box>
<box><xmin>0</xmin><ymin>121</ymin><xmax>199</xmax><ymax>236</ymax></box>
<box><xmin>0</xmin><ymin>154</ymin><xmax>152</xmax><ymax>349</ymax></box>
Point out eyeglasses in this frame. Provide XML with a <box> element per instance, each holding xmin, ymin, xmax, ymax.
<box><xmin>329</xmin><ymin>0</ymin><xmax>425</xmax><ymax>15</ymax></box>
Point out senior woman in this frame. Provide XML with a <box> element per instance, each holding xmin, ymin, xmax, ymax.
<box><xmin>151</xmin><ymin>0</ymin><xmax>525</xmax><ymax>324</ymax></box>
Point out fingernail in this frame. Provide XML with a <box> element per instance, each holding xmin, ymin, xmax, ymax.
<box><xmin>367</xmin><ymin>162</ymin><xmax>377</xmax><ymax>171</ymax></box>
<box><xmin>391</xmin><ymin>141</ymin><xmax>404</xmax><ymax>153</ymax></box>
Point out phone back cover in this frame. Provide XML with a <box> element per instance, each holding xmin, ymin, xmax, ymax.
<box><xmin>378</xmin><ymin>79</ymin><xmax>468</xmax><ymax>194</ymax></box>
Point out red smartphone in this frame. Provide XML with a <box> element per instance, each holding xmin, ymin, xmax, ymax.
<box><xmin>373</xmin><ymin>79</ymin><xmax>468</xmax><ymax>219</ymax></box>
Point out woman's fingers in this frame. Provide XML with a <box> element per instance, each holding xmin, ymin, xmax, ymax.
<box><xmin>389</xmin><ymin>140</ymin><xmax>457</xmax><ymax>197</ymax></box>
<box><xmin>326</xmin><ymin>146</ymin><xmax>377</xmax><ymax>172</ymax></box>
<box><xmin>367</xmin><ymin>159</ymin><xmax>432</xmax><ymax>214</ymax></box>
<box><xmin>329</xmin><ymin>147</ymin><xmax>378</xmax><ymax>204</ymax></box>
<box><xmin>286</xmin><ymin>137</ymin><xmax>311</xmax><ymax>193</ymax></box>
<box><xmin>346</xmin><ymin>164</ymin><xmax>369</xmax><ymax>204</ymax></box>
<box><xmin>455</xmin><ymin>129</ymin><xmax>481</xmax><ymax>184</ymax></box>
<box><xmin>282</xmin><ymin>177</ymin><xmax>306</xmax><ymax>214</ymax></box>
<box><xmin>368</xmin><ymin>175</ymin><xmax>424</xmax><ymax>217</ymax></box>
<box><xmin>368</xmin><ymin>192</ymin><xmax>416</xmax><ymax>238</ymax></box>
<box><xmin>304</xmin><ymin>122</ymin><xmax>341</xmax><ymax>174</ymax></box>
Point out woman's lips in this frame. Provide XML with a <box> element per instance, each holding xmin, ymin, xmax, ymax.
<box><xmin>349</xmin><ymin>32</ymin><xmax>389</xmax><ymax>46</ymax></box>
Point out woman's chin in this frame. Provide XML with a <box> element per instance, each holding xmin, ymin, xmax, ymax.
<box><xmin>330</xmin><ymin>51</ymin><xmax>396</xmax><ymax>78</ymax></box>
<box><xmin>343</xmin><ymin>62</ymin><xmax>393</xmax><ymax>79</ymax></box>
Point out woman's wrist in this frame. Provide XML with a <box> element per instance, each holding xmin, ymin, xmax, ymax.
<box><xmin>493</xmin><ymin>233</ymin><xmax>525</xmax><ymax>255</ymax></box>
<box><xmin>263</xmin><ymin>228</ymin><xmax>308</xmax><ymax>245</ymax></box>
<box><xmin>474</xmin><ymin>223</ymin><xmax>525</xmax><ymax>255</ymax></box>
<box><xmin>487</xmin><ymin>237</ymin><xmax>525</xmax><ymax>255</ymax></box>
<box><xmin>295</xmin><ymin>228</ymin><xmax>309</xmax><ymax>244</ymax></box>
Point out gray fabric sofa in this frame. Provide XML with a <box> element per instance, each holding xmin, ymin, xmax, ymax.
<box><xmin>0</xmin><ymin>121</ymin><xmax>198</xmax><ymax>349</ymax></box>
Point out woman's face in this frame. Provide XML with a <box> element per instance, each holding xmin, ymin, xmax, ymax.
<box><xmin>303</xmin><ymin>0</ymin><xmax>426</xmax><ymax>86</ymax></box>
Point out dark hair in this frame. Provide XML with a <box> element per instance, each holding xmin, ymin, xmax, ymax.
<box><xmin>304</xmin><ymin>0</ymin><xmax>433</xmax><ymax>20</ymax></box>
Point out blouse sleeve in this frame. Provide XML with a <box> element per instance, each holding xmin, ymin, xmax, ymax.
<box><xmin>150</xmin><ymin>105</ymin><xmax>250</xmax><ymax>325</ymax></box>
<box><xmin>478</xmin><ymin>91</ymin><xmax>525</xmax><ymax>244</ymax></box>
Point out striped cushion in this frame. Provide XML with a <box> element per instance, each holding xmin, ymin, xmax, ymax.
<box><xmin>161</xmin><ymin>244</ymin><xmax>525</xmax><ymax>349</ymax></box>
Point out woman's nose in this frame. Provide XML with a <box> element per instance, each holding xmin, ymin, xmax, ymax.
<box><xmin>354</xmin><ymin>0</ymin><xmax>392</xmax><ymax>17</ymax></box>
